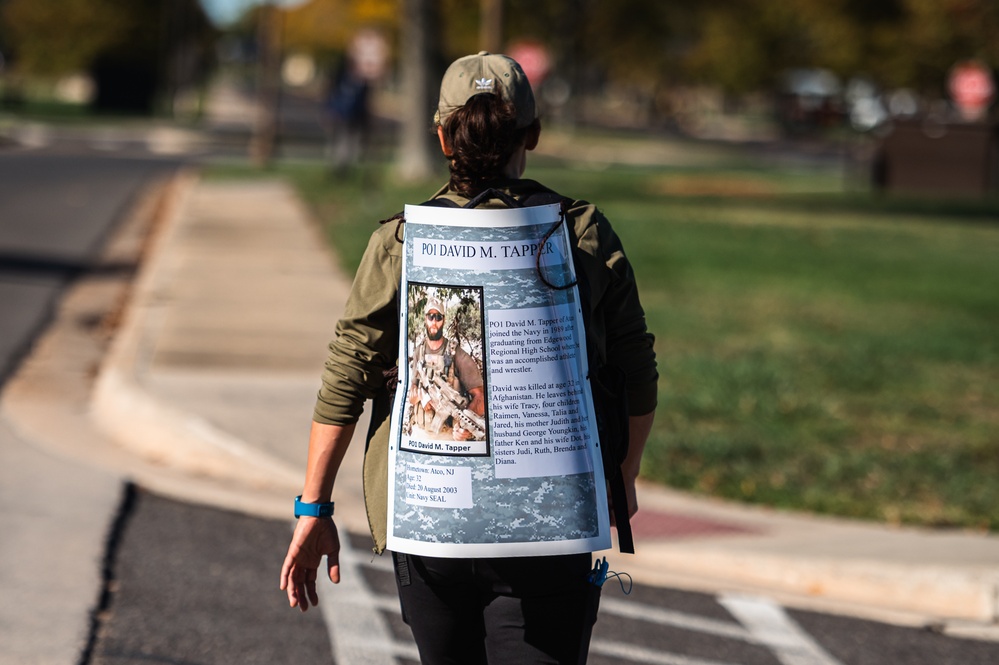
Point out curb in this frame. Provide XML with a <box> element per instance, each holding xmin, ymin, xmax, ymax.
<box><xmin>627</xmin><ymin>484</ymin><xmax>999</xmax><ymax>627</ymax></box>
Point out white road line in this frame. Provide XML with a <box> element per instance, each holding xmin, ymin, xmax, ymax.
<box><xmin>601</xmin><ymin>597</ymin><xmax>755</xmax><ymax>642</ymax></box>
<box><xmin>592</xmin><ymin>640</ymin><xmax>743</xmax><ymax>665</ymax></box>
<box><xmin>316</xmin><ymin>531</ymin><xmax>409</xmax><ymax>665</ymax></box>
<box><xmin>719</xmin><ymin>594</ymin><xmax>845</xmax><ymax>665</ymax></box>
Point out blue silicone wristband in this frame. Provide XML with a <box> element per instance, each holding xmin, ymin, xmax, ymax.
<box><xmin>294</xmin><ymin>495</ymin><xmax>334</xmax><ymax>519</ymax></box>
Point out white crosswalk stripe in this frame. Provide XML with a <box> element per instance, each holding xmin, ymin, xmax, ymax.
<box><xmin>601</xmin><ymin>597</ymin><xmax>755</xmax><ymax>642</ymax></box>
<box><xmin>318</xmin><ymin>534</ymin><xmax>412</xmax><ymax>665</ymax></box>
<box><xmin>343</xmin><ymin>547</ymin><xmax>845</xmax><ymax>665</ymax></box>
<box><xmin>592</xmin><ymin>640</ymin><xmax>743</xmax><ymax>665</ymax></box>
<box><xmin>720</xmin><ymin>594</ymin><xmax>845</xmax><ymax>665</ymax></box>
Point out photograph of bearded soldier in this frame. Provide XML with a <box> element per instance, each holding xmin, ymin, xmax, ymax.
<box><xmin>407</xmin><ymin>293</ymin><xmax>487</xmax><ymax>442</ymax></box>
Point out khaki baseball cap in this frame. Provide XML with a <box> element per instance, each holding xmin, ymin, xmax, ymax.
<box><xmin>434</xmin><ymin>51</ymin><xmax>537</xmax><ymax>129</ymax></box>
<box><xmin>425</xmin><ymin>297</ymin><xmax>445</xmax><ymax>315</ymax></box>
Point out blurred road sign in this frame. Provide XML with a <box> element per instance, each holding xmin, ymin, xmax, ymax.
<box><xmin>508</xmin><ymin>42</ymin><xmax>551</xmax><ymax>87</ymax></box>
<box><xmin>948</xmin><ymin>60</ymin><xmax>995</xmax><ymax>122</ymax></box>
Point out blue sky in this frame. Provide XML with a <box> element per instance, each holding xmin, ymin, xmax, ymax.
<box><xmin>200</xmin><ymin>0</ymin><xmax>256</xmax><ymax>26</ymax></box>
<box><xmin>200</xmin><ymin>0</ymin><xmax>312</xmax><ymax>26</ymax></box>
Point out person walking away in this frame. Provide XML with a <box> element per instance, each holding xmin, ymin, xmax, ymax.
<box><xmin>322</xmin><ymin>53</ymin><xmax>370</xmax><ymax>173</ymax></box>
<box><xmin>281</xmin><ymin>51</ymin><xmax>658</xmax><ymax>664</ymax></box>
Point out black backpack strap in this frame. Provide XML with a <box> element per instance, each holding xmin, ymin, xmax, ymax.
<box><xmin>429</xmin><ymin>187</ymin><xmax>575</xmax><ymax>210</ymax></box>
<box><xmin>463</xmin><ymin>188</ymin><xmax>523</xmax><ymax>209</ymax></box>
<box><xmin>611</xmin><ymin>454</ymin><xmax>634</xmax><ymax>553</ymax></box>
<box><xmin>590</xmin><ymin>365</ymin><xmax>633</xmax><ymax>553</ymax></box>
<box><xmin>423</xmin><ymin>188</ymin><xmax>524</xmax><ymax>210</ymax></box>
<box><xmin>516</xmin><ymin>192</ymin><xmax>579</xmax><ymax>292</ymax></box>
<box><xmin>519</xmin><ymin>190</ymin><xmax>568</xmax><ymax>208</ymax></box>
<box><xmin>419</xmin><ymin>198</ymin><xmax>461</xmax><ymax>208</ymax></box>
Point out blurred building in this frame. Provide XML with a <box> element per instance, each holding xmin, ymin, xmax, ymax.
<box><xmin>874</xmin><ymin>61</ymin><xmax>998</xmax><ymax>199</ymax></box>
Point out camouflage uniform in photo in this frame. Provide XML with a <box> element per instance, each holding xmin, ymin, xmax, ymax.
<box><xmin>409</xmin><ymin>336</ymin><xmax>485</xmax><ymax>439</ymax></box>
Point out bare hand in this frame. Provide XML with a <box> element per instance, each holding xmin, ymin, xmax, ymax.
<box><xmin>279</xmin><ymin>517</ymin><xmax>340</xmax><ymax>612</ymax></box>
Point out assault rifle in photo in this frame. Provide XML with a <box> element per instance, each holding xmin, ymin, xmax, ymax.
<box><xmin>412</xmin><ymin>363</ymin><xmax>486</xmax><ymax>440</ymax></box>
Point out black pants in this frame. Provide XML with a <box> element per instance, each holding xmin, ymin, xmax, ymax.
<box><xmin>392</xmin><ymin>552</ymin><xmax>600</xmax><ymax>665</ymax></box>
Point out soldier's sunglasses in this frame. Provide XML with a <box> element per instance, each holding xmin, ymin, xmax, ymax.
<box><xmin>426</xmin><ymin>312</ymin><xmax>444</xmax><ymax>321</ymax></box>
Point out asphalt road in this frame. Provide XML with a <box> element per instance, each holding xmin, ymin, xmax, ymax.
<box><xmin>87</xmin><ymin>489</ymin><xmax>999</xmax><ymax>665</ymax></box>
<box><xmin>0</xmin><ymin>147</ymin><xmax>181</xmax><ymax>664</ymax></box>
<box><xmin>0</xmin><ymin>149</ymin><xmax>179</xmax><ymax>384</ymax></box>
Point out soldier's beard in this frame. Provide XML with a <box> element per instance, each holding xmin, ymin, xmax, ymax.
<box><xmin>426</xmin><ymin>327</ymin><xmax>443</xmax><ymax>341</ymax></box>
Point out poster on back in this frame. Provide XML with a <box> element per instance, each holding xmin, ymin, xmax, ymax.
<box><xmin>386</xmin><ymin>202</ymin><xmax>611</xmax><ymax>557</ymax></box>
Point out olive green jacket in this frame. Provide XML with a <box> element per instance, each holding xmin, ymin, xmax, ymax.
<box><xmin>313</xmin><ymin>179</ymin><xmax>658</xmax><ymax>553</ymax></box>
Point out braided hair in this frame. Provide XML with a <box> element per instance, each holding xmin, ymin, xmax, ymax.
<box><xmin>439</xmin><ymin>92</ymin><xmax>536</xmax><ymax>197</ymax></box>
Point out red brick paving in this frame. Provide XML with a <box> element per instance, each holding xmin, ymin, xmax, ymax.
<box><xmin>630</xmin><ymin>510</ymin><xmax>762</xmax><ymax>540</ymax></box>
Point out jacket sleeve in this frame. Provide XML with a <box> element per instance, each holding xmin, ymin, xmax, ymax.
<box><xmin>572</xmin><ymin>204</ymin><xmax>659</xmax><ymax>416</ymax></box>
<box><xmin>313</xmin><ymin>224</ymin><xmax>402</xmax><ymax>425</ymax></box>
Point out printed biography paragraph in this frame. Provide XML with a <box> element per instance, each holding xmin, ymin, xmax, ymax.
<box><xmin>487</xmin><ymin>305</ymin><xmax>594</xmax><ymax>479</ymax></box>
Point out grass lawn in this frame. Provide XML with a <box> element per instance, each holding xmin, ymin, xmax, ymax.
<box><xmin>205</xmin><ymin>138</ymin><xmax>999</xmax><ymax>531</ymax></box>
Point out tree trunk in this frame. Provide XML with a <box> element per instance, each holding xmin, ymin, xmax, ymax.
<box><xmin>394</xmin><ymin>0</ymin><xmax>438</xmax><ymax>182</ymax></box>
<box><xmin>251</xmin><ymin>3</ymin><xmax>282</xmax><ymax>168</ymax></box>
<box><xmin>479</xmin><ymin>0</ymin><xmax>503</xmax><ymax>53</ymax></box>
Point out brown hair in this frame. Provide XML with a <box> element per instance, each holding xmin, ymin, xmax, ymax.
<box><xmin>440</xmin><ymin>93</ymin><xmax>536</xmax><ymax>197</ymax></box>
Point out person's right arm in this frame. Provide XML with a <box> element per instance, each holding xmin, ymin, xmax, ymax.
<box><xmin>281</xmin><ymin>224</ymin><xmax>402</xmax><ymax>611</ymax></box>
<box><xmin>279</xmin><ymin>421</ymin><xmax>356</xmax><ymax>612</ymax></box>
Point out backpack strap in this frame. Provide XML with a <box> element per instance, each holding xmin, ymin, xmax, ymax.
<box><xmin>590</xmin><ymin>365</ymin><xmax>633</xmax><ymax>553</ymax></box>
<box><xmin>417</xmin><ymin>188</ymin><xmax>524</xmax><ymax>210</ymax></box>
<box><xmin>418</xmin><ymin>198</ymin><xmax>460</xmax><ymax>209</ymax></box>
<box><xmin>463</xmin><ymin>188</ymin><xmax>522</xmax><ymax>209</ymax></box>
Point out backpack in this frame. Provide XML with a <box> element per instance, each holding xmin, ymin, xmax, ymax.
<box><xmin>384</xmin><ymin>188</ymin><xmax>635</xmax><ymax>553</ymax></box>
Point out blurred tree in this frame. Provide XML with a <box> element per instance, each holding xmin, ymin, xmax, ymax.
<box><xmin>1</xmin><ymin>0</ymin><xmax>215</xmax><ymax>112</ymax></box>
<box><xmin>480</xmin><ymin>0</ymin><xmax>502</xmax><ymax>53</ymax></box>
<box><xmin>684</xmin><ymin>0</ymin><xmax>851</xmax><ymax>94</ymax></box>
<box><xmin>286</xmin><ymin>2</ymin><xmax>395</xmax><ymax>82</ymax></box>
<box><xmin>872</xmin><ymin>0</ymin><xmax>999</xmax><ymax>92</ymax></box>
<box><xmin>581</xmin><ymin>0</ymin><xmax>698</xmax><ymax>87</ymax></box>
<box><xmin>682</xmin><ymin>0</ymin><xmax>999</xmax><ymax>94</ymax></box>
<box><xmin>435</xmin><ymin>0</ymin><xmax>692</xmax><ymax>120</ymax></box>
<box><xmin>394</xmin><ymin>0</ymin><xmax>441</xmax><ymax>181</ymax></box>
<box><xmin>14</xmin><ymin>0</ymin><xmax>987</xmax><ymax>120</ymax></box>
<box><xmin>1</xmin><ymin>0</ymin><xmax>132</xmax><ymax>76</ymax></box>
<box><xmin>281</xmin><ymin>0</ymin><xmax>396</xmax><ymax>63</ymax></box>
<box><xmin>437</xmin><ymin>0</ymin><xmax>479</xmax><ymax>56</ymax></box>
<box><xmin>283</xmin><ymin>0</ymin><xmax>352</xmax><ymax>55</ymax></box>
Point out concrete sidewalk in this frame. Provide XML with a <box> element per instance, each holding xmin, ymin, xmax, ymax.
<box><xmin>12</xmin><ymin>170</ymin><xmax>999</xmax><ymax>648</ymax></box>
